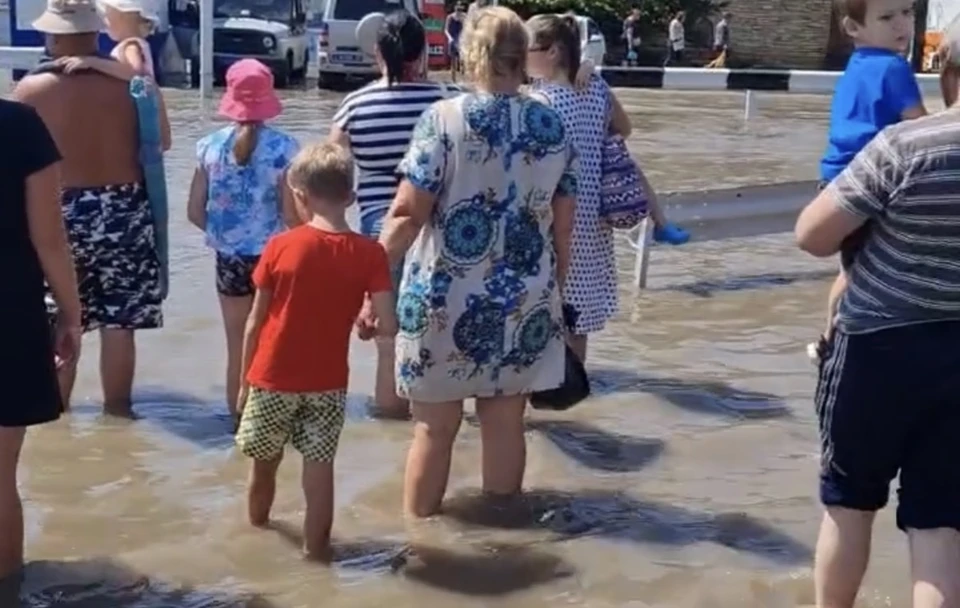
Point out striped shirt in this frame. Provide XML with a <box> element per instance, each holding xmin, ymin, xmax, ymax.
<box><xmin>832</xmin><ymin>109</ymin><xmax>960</xmax><ymax>334</ymax></box>
<box><xmin>332</xmin><ymin>80</ymin><xmax>459</xmax><ymax>237</ymax></box>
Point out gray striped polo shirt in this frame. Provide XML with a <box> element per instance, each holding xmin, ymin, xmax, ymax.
<box><xmin>831</xmin><ymin>109</ymin><xmax>960</xmax><ymax>334</ymax></box>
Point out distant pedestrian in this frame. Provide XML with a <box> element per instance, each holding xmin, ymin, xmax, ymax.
<box><xmin>445</xmin><ymin>2</ymin><xmax>466</xmax><ymax>81</ymax></box>
<box><xmin>623</xmin><ymin>7</ymin><xmax>642</xmax><ymax>66</ymax></box>
<box><xmin>664</xmin><ymin>10</ymin><xmax>685</xmax><ymax>66</ymax></box>
<box><xmin>707</xmin><ymin>12</ymin><xmax>731</xmax><ymax>68</ymax></box>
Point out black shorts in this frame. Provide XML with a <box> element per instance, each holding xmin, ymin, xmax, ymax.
<box><xmin>816</xmin><ymin>321</ymin><xmax>960</xmax><ymax>531</ymax></box>
<box><xmin>2</xmin><ymin>298</ymin><xmax>61</xmax><ymax>427</ymax></box>
<box><xmin>216</xmin><ymin>252</ymin><xmax>260</xmax><ymax>297</ymax></box>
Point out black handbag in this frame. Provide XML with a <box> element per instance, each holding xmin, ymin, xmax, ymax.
<box><xmin>530</xmin><ymin>305</ymin><xmax>590</xmax><ymax>411</ymax></box>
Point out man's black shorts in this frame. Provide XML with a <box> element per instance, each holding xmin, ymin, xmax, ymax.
<box><xmin>816</xmin><ymin>320</ymin><xmax>960</xmax><ymax>531</ymax></box>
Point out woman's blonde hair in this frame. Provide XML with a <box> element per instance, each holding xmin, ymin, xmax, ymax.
<box><xmin>461</xmin><ymin>6</ymin><xmax>528</xmax><ymax>86</ymax></box>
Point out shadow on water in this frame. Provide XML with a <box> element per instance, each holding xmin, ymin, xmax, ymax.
<box><xmin>267</xmin><ymin>520</ymin><xmax>408</xmax><ymax>572</ymax></box>
<box><xmin>14</xmin><ymin>559</ymin><xmax>275</xmax><ymax>607</ymax></box>
<box><xmin>442</xmin><ymin>490</ymin><xmax>812</xmax><ymax>567</ymax></box>
<box><xmin>89</xmin><ymin>387</ymin><xmax>373</xmax><ymax>450</ymax></box>
<box><xmin>657</xmin><ymin>269</ymin><xmax>835</xmax><ymax>299</ymax></box>
<box><xmin>526</xmin><ymin>420</ymin><xmax>666</xmax><ymax>473</ymax></box>
<box><xmin>589</xmin><ymin>368</ymin><xmax>792</xmax><ymax>420</ymax></box>
<box><xmin>264</xmin><ymin>520</ymin><xmax>573</xmax><ymax>596</ymax></box>
<box><xmin>398</xmin><ymin>544</ymin><xmax>574</xmax><ymax>597</ymax></box>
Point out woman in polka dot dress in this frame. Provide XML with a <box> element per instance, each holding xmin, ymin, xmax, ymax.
<box><xmin>527</xmin><ymin>13</ymin><xmax>633</xmax><ymax>361</ymax></box>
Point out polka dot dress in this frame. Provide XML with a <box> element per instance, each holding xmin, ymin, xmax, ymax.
<box><xmin>535</xmin><ymin>77</ymin><xmax>618</xmax><ymax>335</ymax></box>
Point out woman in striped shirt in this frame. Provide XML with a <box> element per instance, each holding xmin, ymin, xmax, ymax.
<box><xmin>329</xmin><ymin>9</ymin><xmax>457</xmax><ymax>417</ymax></box>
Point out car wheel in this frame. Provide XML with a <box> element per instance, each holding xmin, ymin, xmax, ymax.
<box><xmin>275</xmin><ymin>55</ymin><xmax>292</xmax><ymax>88</ymax></box>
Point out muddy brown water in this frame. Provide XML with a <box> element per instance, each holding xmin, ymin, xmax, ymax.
<box><xmin>6</xmin><ymin>81</ymin><xmax>945</xmax><ymax>607</ymax></box>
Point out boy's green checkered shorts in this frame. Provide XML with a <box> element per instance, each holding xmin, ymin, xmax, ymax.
<box><xmin>236</xmin><ymin>387</ymin><xmax>346</xmax><ymax>463</ymax></box>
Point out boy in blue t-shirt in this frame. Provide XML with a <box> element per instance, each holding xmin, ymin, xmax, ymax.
<box><xmin>817</xmin><ymin>0</ymin><xmax>926</xmax><ymax>343</ymax></box>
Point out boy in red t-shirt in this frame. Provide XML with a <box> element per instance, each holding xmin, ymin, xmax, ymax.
<box><xmin>236</xmin><ymin>142</ymin><xmax>397</xmax><ymax>560</ymax></box>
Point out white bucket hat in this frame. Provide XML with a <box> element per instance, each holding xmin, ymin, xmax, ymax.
<box><xmin>33</xmin><ymin>0</ymin><xmax>104</xmax><ymax>34</ymax></box>
<box><xmin>98</xmin><ymin>0</ymin><xmax>161</xmax><ymax>26</ymax></box>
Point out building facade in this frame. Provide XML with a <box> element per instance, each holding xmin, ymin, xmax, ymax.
<box><xmin>725</xmin><ymin>0</ymin><xmax>836</xmax><ymax>69</ymax></box>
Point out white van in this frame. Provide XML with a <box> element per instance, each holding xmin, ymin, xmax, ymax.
<box><xmin>310</xmin><ymin>0</ymin><xmax>419</xmax><ymax>88</ymax></box>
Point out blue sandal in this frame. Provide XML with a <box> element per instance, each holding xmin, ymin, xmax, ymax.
<box><xmin>654</xmin><ymin>222</ymin><xmax>690</xmax><ymax>245</ymax></box>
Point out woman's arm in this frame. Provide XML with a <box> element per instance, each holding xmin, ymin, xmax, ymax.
<box><xmin>27</xmin><ymin>163</ymin><xmax>81</xmax><ymax>327</ymax></box>
<box><xmin>609</xmin><ymin>90</ymin><xmax>632</xmax><ymax>137</ymax></box>
<box><xmin>551</xmin><ymin>194</ymin><xmax>575</xmax><ymax>288</ymax></box>
<box><xmin>328</xmin><ymin>124</ymin><xmax>351</xmax><ymax>153</ymax></box>
<box><xmin>186</xmin><ymin>167</ymin><xmax>208</xmax><ymax>230</ymax></box>
<box><xmin>379</xmin><ymin>181</ymin><xmax>436</xmax><ymax>267</ymax></box>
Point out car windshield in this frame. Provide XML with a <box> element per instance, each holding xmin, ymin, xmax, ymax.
<box><xmin>214</xmin><ymin>0</ymin><xmax>291</xmax><ymax>22</ymax></box>
<box><xmin>334</xmin><ymin>0</ymin><xmax>403</xmax><ymax>20</ymax></box>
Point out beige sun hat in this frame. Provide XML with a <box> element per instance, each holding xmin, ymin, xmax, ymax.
<box><xmin>33</xmin><ymin>0</ymin><xmax>104</xmax><ymax>34</ymax></box>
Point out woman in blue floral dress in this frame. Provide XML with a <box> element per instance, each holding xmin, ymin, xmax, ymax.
<box><xmin>366</xmin><ymin>6</ymin><xmax>578</xmax><ymax>517</ymax></box>
<box><xmin>186</xmin><ymin>60</ymin><xmax>301</xmax><ymax>424</ymax></box>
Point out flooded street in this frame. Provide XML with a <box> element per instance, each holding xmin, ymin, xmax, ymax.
<box><xmin>6</xmin><ymin>82</ymin><xmax>934</xmax><ymax>607</ymax></box>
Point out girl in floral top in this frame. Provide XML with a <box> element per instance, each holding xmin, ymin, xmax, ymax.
<box><xmin>187</xmin><ymin>59</ymin><xmax>301</xmax><ymax>425</ymax></box>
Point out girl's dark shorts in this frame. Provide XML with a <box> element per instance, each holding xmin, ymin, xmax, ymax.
<box><xmin>816</xmin><ymin>320</ymin><xmax>960</xmax><ymax>532</ymax></box>
<box><xmin>216</xmin><ymin>252</ymin><xmax>261</xmax><ymax>298</ymax></box>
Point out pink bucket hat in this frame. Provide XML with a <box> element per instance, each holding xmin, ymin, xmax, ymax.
<box><xmin>218</xmin><ymin>60</ymin><xmax>282</xmax><ymax>122</ymax></box>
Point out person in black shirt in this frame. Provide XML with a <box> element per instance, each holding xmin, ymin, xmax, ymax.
<box><xmin>0</xmin><ymin>99</ymin><xmax>81</xmax><ymax>582</ymax></box>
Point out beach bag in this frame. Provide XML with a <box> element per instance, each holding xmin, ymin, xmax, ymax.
<box><xmin>599</xmin><ymin>134</ymin><xmax>648</xmax><ymax>230</ymax></box>
<box><xmin>530</xmin><ymin>305</ymin><xmax>591</xmax><ymax>411</ymax></box>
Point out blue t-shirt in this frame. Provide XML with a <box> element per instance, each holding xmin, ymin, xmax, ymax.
<box><xmin>820</xmin><ymin>47</ymin><xmax>922</xmax><ymax>182</ymax></box>
<box><xmin>196</xmin><ymin>125</ymin><xmax>300</xmax><ymax>256</ymax></box>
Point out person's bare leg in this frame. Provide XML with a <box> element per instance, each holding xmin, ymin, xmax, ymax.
<box><xmin>814</xmin><ymin>507</ymin><xmax>876</xmax><ymax>608</ymax></box>
<box><xmin>218</xmin><ymin>294</ymin><xmax>254</xmax><ymax>418</ymax></box>
<box><xmin>0</xmin><ymin>428</ymin><xmax>26</xmax><ymax>582</ymax></box>
<box><xmin>301</xmin><ymin>459</ymin><xmax>335</xmax><ymax>562</ymax></box>
<box><xmin>910</xmin><ymin>528</ymin><xmax>960</xmax><ymax>608</ymax></box>
<box><xmin>374</xmin><ymin>338</ymin><xmax>409</xmax><ymax>418</ymax></box>
<box><xmin>248</xmin><ymin>457</ymin><xmax>282</xmax><ymax>527</ymax></box>
<box><xmin>403</xmin><ymin>401</ymin><xmax>462</xmax><ymax>518</ymax></box>
<box><xmin>568</xmin><ymin>334</ymin><xmax>587</xmax><ymax>363</ymax></box>
<box><xmin>475</xmin><ymin>395</ymin><xmax>526</xmax><ymax>496</ymax></box>
<box><xmin>99</xmin><ymin>328</ymin><xmax>136</xmax><ymax>417</ymax></box>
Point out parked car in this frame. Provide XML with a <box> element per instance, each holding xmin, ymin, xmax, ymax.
<box><xmin>180</xmin><ymin>0</ymin><xmax>311</xmax><ymax>88</ymax></box>
<box><xmin>575</xmin><ymin>14</ymin><xmax>607</xmax><ymax>68</ymax></box>
<box><xmin>311</xmin><ymin>0</ymin><xmax>419</xmax><ymax>89</ymax></box>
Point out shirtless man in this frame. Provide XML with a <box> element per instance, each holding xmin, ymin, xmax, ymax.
<box><xmin>13</xmin><ymin>0</ymin><xmax>165</xmax><ymax>417</ymax></box>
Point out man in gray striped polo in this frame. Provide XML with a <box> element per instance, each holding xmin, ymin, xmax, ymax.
<box><xmin>795</xmin><ymin>16</ymin><xmax>960</xmax><ymax>608</ymax></box>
